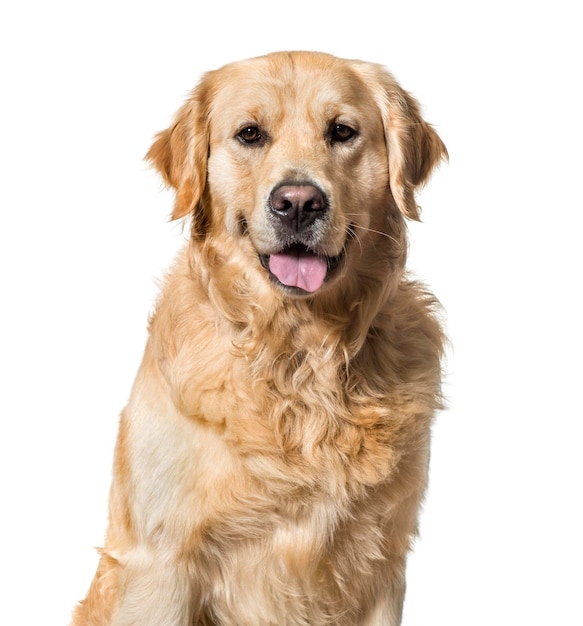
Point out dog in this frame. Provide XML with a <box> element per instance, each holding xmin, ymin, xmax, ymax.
<box><xmin>71</xmin><ymin>51</ymin><xmax>447</xmax><ymax>626</ymax></box>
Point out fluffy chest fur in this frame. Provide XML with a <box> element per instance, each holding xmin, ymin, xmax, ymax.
<box><xmin>144</xmin><ymin>245</ymin><xmax>441</xmax><ymax>491</ymax></box>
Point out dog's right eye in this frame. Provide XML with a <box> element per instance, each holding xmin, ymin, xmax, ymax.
<box><xmin>237</xmin><ymin>126</ymin><xmax>263</xmax><ymax>145</ymax></box>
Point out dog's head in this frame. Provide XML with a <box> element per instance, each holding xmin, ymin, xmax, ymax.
<box><xmin>147</xmin><ymin>51</ymin><xmax>446</xmax><ymax>296</ymax></box>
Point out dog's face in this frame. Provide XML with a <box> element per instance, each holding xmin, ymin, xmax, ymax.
<box><xmin>147</xmin><ymin>52</ymin><xmax>446</xmax><ymax>296</ymax></box>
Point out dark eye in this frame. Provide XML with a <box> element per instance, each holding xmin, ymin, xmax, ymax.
<box><xmin>237</xmin><ymin>126</ymin><xmax>263</xmax><ymax>145</ymax></box>
<box><xmin>330</xmin><ymin>123</ymin><xmax>357</xmax><ymax>143</ymax></box>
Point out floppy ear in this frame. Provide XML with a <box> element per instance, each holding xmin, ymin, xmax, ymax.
<box><xmin>385</xmin><ymin>86</ymin><xmax>448</xmax><ymax>220</ymax></box>
<box><xmin>353</xmin><ymin>63</ymin><xmax>448</xmax><ymax>220</ymax></box>
<box><xmin>145</xmin><ymin>79</ymin><xmax>211</xmax><ymax>228</ymax></box>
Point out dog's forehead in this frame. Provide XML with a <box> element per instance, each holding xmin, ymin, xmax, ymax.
<box><xmin>207</xmin><ymin>55</ymin><xmax>375</xmax><ymax>129</ymax></box>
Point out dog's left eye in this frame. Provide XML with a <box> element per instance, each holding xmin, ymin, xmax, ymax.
<box><xmin>330</xmin><ymin>123</ymin><xmax>357</xmax><ymax>143</ymax></box>
<box><xmin>237</xmin><ymin>126</ymin><xmax>263</xmax><ymax>145</ymax></box>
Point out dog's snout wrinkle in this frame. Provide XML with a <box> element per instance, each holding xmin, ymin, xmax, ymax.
<box><xmin>270</xmin><ymin>184</ymin><xmax>328</xmax><ymax>234</ymax></box>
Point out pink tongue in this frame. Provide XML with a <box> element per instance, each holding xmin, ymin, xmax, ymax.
<box><xmin>269</xmin><ymin>249</ymin><xmax>328</xmax><ymax>293</ymax></box>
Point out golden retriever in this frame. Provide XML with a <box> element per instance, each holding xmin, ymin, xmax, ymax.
<box><xmin>71</xmin><ymin>51</ymin><xmax>447</xmax><ymax>626</ymax></box>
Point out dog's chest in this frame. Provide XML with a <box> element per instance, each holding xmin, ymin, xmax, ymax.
<box><xmin>155</xmin><ymin>321</ymin><xmax>405</xmax><ymax>500</ymax></box>
<box><xmin>199</xmin><ymin>501</ymin><xmax>357</xmax><ymax>625</ymax></box>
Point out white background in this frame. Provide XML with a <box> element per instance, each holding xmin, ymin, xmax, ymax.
<box><xmin>1</xmin><ymin>1</ymin><xmax>582</xmax><ymax>624</ymax></box>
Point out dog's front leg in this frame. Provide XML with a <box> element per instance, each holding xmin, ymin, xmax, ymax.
<box><xmin>110</xmin><ymin>548</ymin><xmax>195</xmax><ymax>626</ymax></box>
<box><xmin>71</xmin><ymin>548</ymin><xmax>196</xmax><ymax>626</ymax></box>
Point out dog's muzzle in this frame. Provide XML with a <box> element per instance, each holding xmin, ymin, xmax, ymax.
<box><xmin>257</xmin><ymin>183</ymin><xmax>336</xmax><ymax>294</ymax></box>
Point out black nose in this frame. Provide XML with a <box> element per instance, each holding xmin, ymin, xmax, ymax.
<box><xmin>269</xmin><ymin>183</ymin><xmax>328</xmax><ymax>233</ymax></box>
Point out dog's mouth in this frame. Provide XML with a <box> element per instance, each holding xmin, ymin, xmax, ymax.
<box><xmin>258</xmin><ymin>243</ymin><xmax>344</xmax><ymax>295</ymax></box>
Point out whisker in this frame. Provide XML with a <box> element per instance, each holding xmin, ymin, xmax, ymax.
<box><xmin>347</xmin><ymin>224</ymin><xmax>364</xmax><ymax>255</ymax></box>
<box><xmin>347</xmin><ymin>222</ymin><xmax>402</xmax><ymax>248</ymax></box>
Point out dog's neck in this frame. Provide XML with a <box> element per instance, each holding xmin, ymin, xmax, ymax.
<box><xmin>186</xmin><ymin>234</ymin><xmax>404</xmax><ymax>361</ymax></box>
